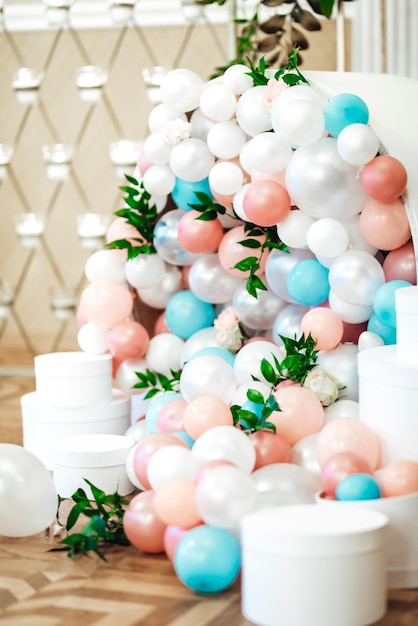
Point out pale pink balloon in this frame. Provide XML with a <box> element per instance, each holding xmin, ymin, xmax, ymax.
<box><xmin>138</xmin><ymin>151</ymin><xmax>153</xmax><ymax>176</ymax></box>
<box><xmin>269</xmin><ymin>386</ymin><xmax>324</xmax><ymax>446</ymax></box>
<box><xmin>317</xmin><ymin>417</ymin><xmax>381</xmax><ymax>470</ymax></box>
<box><xmin>251</xmin><ymin>168</ymin><xmax>287</xmax><ymax>186</ymax></box>
<box><xmin>379</xmin><ymin>459</ymin><xmax>418</xmax><ymax>497</ymax></box>
<box><xmin>133</xmin><ymin>433</ymin><xmax>189</xmax><ymax>490</ymax></box>
<box><xmin>300</xmin><ymin>307</ymin><xmax>344</xmax><ymax>351</ymax></box>
<box><xmin>106</xmin><ymin>217</ymin><xmax>142</xmax><ymax>244</ymax></box>
<box><xmin>243</xmin><ymin>179</ymin><xmax>291</xmax><ymax>227</ymax></box>
<box><xmin>108</xmin><ymin>320</ymin><xmax>150</xmax><ymax>361</ymax></box>
<box><xmin>153</xmin><ymin>478</ymin><xmax>203</xmax><ymax>528</ymax></box>
<box><xmin>249</xmin><ymin>430</ymin><xmax>292</xmax><ymax>470</ymax></box>
<box><xmin>321</xmin><ymin>450</ymin><xmax>373</xmax><ymax>498</ymax></box>
<box><xmin>183</xmin><ymin>395</ymin><xmax>234</xmax><ymax>440</ymax></box>
<box><xmin>383</xmin><ymin>240</ymin><xmax>416</xmax><ymax>283</ymax></box>
<box><xmin>154</xmin><ymin>312</ymin><xmax>171</xmax><ymax>335</ymax></box>
<box><xmin>164</xmin><ymin>525</ymin><xmax>189</xmax><ymax>561</ymax></box>
<box><xmin>80</xmin><ymin>280</ymin><xmax>134</xmax><ymax>329</ymax></box>
<box><xmin>359</xmin><ymin>198</ymin><xmax>411</xmax><ymax>251</ymax></box>
<box><xmin>123</xmin><ymin>490</ymin><xmax>167</xmax><ymax>553</ymax></box>
<box><xmin>218</xmin><ymin>225</ymin><xmax>269</xmax><ymax>278</ymax></box>
<box><xmin>361</xmin><ymin>155</ymin><xmax>408</xmax><ymax>203</ymax></box>
<box><xmin>194</xmin><ymin>459</ymin><xmax>236</xmax><ymax>484</ymax></box>
<box><xmin>177</xmin><ymin>210</ymin><xmax>224</xmax><ymax>254</ymax></box>
<box><xmin>157</xmin><ymin>398</ymin><xmax>188</xmax><ymax>433</ymax></box>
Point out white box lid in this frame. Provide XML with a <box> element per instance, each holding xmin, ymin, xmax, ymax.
<box><xmin>35</xmin><ymin>351</ymin><xmax>112</xmax><ymax>377</ymax></box>
<box><xmin>52</xmin><ymin>433</ymin><xmax>134</xmax><ymax>467</ymax></box>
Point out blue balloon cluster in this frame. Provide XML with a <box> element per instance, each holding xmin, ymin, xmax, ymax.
<box><xmin>323</xmin><ymin>93</ymin><xmax>369</xmax><ymax>137</ymax></box>
<box><xmin>174</xmin><ymin>525</ymin><xmax>241</xmax><ymax>593</ymax></box>
<box><xmin>287</xmin><ymin>259</ymin><xmax>330</xmax><ymax>306</ymax></box>
<box><xmin>336</xmin><ymin>473</ymin><xmax>381</xmax><ymax>501</ymax></box>
<box><xmin>165</xmin><ymin>290</ymin><xmax>215</xmax><ymax>339</ymax></box>
<box><xmin>172</xmin><ymin>177</ymin><xmax>213</xmax><ymax>211</ymax></box>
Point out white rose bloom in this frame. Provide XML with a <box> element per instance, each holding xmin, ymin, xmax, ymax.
<box><xmin>303</xmin><ymin>366</ymin><xmax>339</xmax><ymax>406</ymax></box>
<box><xmin>216</xmin><ymin>326</ymin><xmax>244</xmax><ymax>353</ymax></box>
<box><xmin>162</xmin><ymin>119</ymin><xmax>192</xmax><ymax>145</ymax></box>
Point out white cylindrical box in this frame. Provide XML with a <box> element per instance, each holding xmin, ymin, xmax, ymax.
<box><xmin>21</xmin><ymin>389</ymin><xmax>131</xmax><ymax>470</ymax></box>
<box><xmin>52</xmin><ymin>433</ymin><xmax>135</xmax><ymax>498</ymax></box>
<box><xmin>317</xmin><ymin>491</ymin><xmax>418</xmax><ymax>590</ymax></box>
<box><xmin>358</xmin><ymin>345</ymin><xmax>418</xmax><ymax>464</ymax></box>
<box><xmin>34</xmin><ymin>351</ymin><xmax>113</xmax><ymax>407</ymax></box>
<box><xmin>240</xmin><ymin>504</ymin><xmax>388</xmax><ymax>626</ymax></box>
<box><xmin>395</xmin><ymin>285</ymin><xmax>418</xmax><ymax>363</ymax></box>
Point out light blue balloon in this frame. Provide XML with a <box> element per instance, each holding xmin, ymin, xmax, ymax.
<box><xmin>145</xmin><ymin>391</ymin><xmax>182</xmax><ymax>434</ymax></box>
<box><xmin>336</xmin><ymin>473</ymin><xmax>381</xmax><ymax>501</ymax></box>
<box><xmin>373</xmin><ymin>279</ymin><xmax>412</xmax><ymax>328</ymax></box>
<box><xmin>173</xmin><ymin>431</ymin><xmax>195</xmax><ymax>448</ymax></box>
<box><xmin>166</xmin><ymin>290</ymin><xmax>215</xmax><ymax>339</ymax></box>
<box><xmin>239</xmin><ymin>398</ymin><xmax>264</xmax><ymax>429</ymax></box>
<box><xmin>367</xmin><ymin>312</ymin><xmax>397</xmax><ymax>345</ymax></box>
<box><xmin>174</xmin><ymin>525</ymin><xmax>241</xmax><ymax>593</ymax></box>
<box><xmin>172</xmin><ymin>177</ymin><xmax>213</xmax><ymax>212</ymax></box>
<box><xmin>287</xmin><ymin>259</ymin><xmax>330</xmax><ymax>306</ymax></box>
<box><xmin>193</xmin><ymin>346</ymin><xmax>235</xmax><ymax>367</ymax></box>
<box><xmin>323</xmin><ymin>93</ymin><xmax>369</xmax><ymax>137</ymax></box>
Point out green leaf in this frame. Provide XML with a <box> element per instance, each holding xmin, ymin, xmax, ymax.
<box><xmin>246</xmin><ymin>389</ymin><xmax>265</xmax><ymax>404</ymax></box>
<box><xmin>237</xmin><ymin>238</ymin><xmax>262</xmax><ymax>249</ymax></box>
<box><xmin>197</xmin><ymin>210</ymin><xmax>218</xmax><ymax>221</ymax></box>
<box><xmin>260</xmin><ymin>358</ymin><xmax>278</xmax><ymax>384</ymax></box>
<box><xmin>66</xmin><ymin>501</ymin><xmax>88</xmax><ymax>531</ymax></box>
<box><xmin>234</xmin><ymin>256</ymin><xmax>258</xmax><ymax>271</ymax></box>
<box><xmin>125</xmin><ymin>173</ymin><xmax>139</xmax><ymax>186</ymax></box>
<box><xmin>318</xmin><ymin>0</ymin><xmax>335</xmax><ymax>18</ymax></box>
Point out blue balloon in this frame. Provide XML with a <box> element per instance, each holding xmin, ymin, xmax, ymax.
<box><xmin>145</xmin><ymin>391</ymin><xmax>182</xmax><ymax>434</ymax></box>
<box><xmin>193</xmin><ymin>346</ymin><xmax>235</xmax><ymax>367</ymax></box>
<box><xmin>173</xmin><ymin>431</ymin><xmax>195</xmax><ymax>448</ymax></box>
<box><xmin>323</xmin><ymin>93</ymin><xmax>369</xmax><ymax>137</ymax></box>
<box><xmin>166</xmin><ymin>290</ymin><xmax>215</xmax><ymax>339</ymax></box>
<box><xmin>174</xmin><ymin>525</ymin><xmax>241</xmax><ymax>593</ymax></box>
<box><xmin>172</xmin><ymin>177</ymin><xmax>213</xmax><ymax>212</ymax></box>
<box><xmin>367</xmin><ymin>312</ymin><xmax>397</xmax><ymax>345</ymax></box>
<box><xmin>336</xmin><ymin>473</ymin><xmax>381</xmax><ymax>501</ymax></box>
<box><xmin>373</xmin><ymin>279</ymin><xmax>412</xmax><ymax>328</ymax></box>
<box><xmin>287</xmin><ymin>259</ymin><xmax>330</xmax><ymax>306</ymax></box>
<box><xmin>239</xmin><ymin>398</ymin><xmax>264</xmax><ymax>429</ymax></box>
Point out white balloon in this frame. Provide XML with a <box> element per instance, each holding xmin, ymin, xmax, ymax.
<box><xmin>232</xmin><ymin>283</ymin><xmax>286</xmax><ymax>330</ymax></box>
<box><xmin>276</xmin><ymin>209</ymin><xmax>315</xmax><ymax>249</ymax></box>
<box><xmin>77</xmin><ymin>322</ymin><xmax>109</xmax><ymax>354</ymax></box>
<box><xmin>188</xmin><ymin>254</ymin><xmax>243</xmax><ymax>304</ymax></box>
<box><xmin>147</xmin><ymin>445</ymin><xmax>202</xmax><ymax>489</ymax></box>
<box><xmin>199</xmin><ymin>83</ymin><xmax>237</xmax><ymax>122</ymax></box>
<box><xmin>239</xmin><ymin>141</ymin><xmax>254</xmax><ymax>174</ymax></box>
<box><xmin>116</xmin><ymin>357</ymin><xmax>149</xmax><ymax>394</ymax></box>
<box><xmin>196</xmin><ymin>464</ymin><xmax>256</xmax><ymax>529</ymax></box>
<box><xmin>291</xmin><ymin>433</ymin><xmax>322</xmax><ymax>476</ymax></box>
<box><xmin>328</xmin><ymin>249</ymin><xmax>385</xmax><ymax>306</ymax></box>
<box><xmin>328</xmin><ymin>288</ymin><xmax>373</xmax><ymax>324</ymax></box>
<box><xmin>233</xmin><ymin>340</ymin><xmax>285</xmax><ymax>385</ymax></box>
<box><xmin>137</xmin><ymin>265</ymin><xmax>183</xmax><ymax>309</ymax></box>
<box><xmin>143</xmin><ymin>132</ymin><xmax>172</xmax><ymax>165</ymax></box>
<box><xmin>125</xmin><ymin>253</ymin><xmax>166</xmax><ymax>290</ymax></box>
<box><xmin>142</xmin><ymin>164</ymin><xmax>175</xmax><ymax>196</ymax></box>
<box><xmin>317</xmin><ymin>343</ymin><xmax>359</xmax><ymax>401</ymax></box>
<box><xmin>337</xmin><ymin>123</ymin><xmax>380</xmax><ymax>165</ymax></box>
<box><xmin>206</xmin><ymin>120</ymin><xmax>247</xmax><ymax>159</ymax></box>
<box><xmin>190</xmin><ymin>107</ymin><xmax>216</xmax><ymax>141</ymax></box>
<box><xmin>230</xmin><ymin>381</ymin><xmax>272</xmax><ymax>406</ymax></box>
<box><xmin>272</xmin><ymin>303</ymin><xmax>309</xmax><ymax>345</ymax></box>
<box><xmin>223</xmin><ymin>64</ymin><xmax>254</xmax><ymax>94</ymax></box>
<box><xmin>160</xmin><ymin>68</ymin><xmax>204</xmax><ymax>113</ymax></box>
<box><xmin>232</xmin><ymin>183</ymin><xmax>251</xmax><ymax>221</ymax></box>
<box><xmin>208</xmin><ymin>161</ymin><xmax>244</xmax><ymax>196</ymax></box>
<box><xmin>324</xmin><ymin>398</ymin><xmax>359</xmax><ymax>424</ymax></box>
<box><xmin>358</xmin><ymin>330</ymin><xmax>385</xmax><ymax>351</ymax></box>
<box><xmin>272</xmin><ymin>83</ymin><xmax>327</xmax><ymax>113</ymax></box>
<box><xmin>180</xmin><ymin>355</ymin><xmax>236</xmax><ymax>403</ymax></box>
<box><xmin>0</xmin><ymin>444</ymin><xmax>58</xmax><ymax>537</ymax></box>
<box><xmin>148</xmin><ymin>103</ymin><xmax>187</xmax><ymax>133</ymax></box>
<box><xmin>125</xmin><ymin>444</ymin><xmax>147</xmax><ymax>490</ymax></box>
<box><xmin>235</xmin><ymin>85</ymin><xmax>272</xmax><ymax>136</ymax></box>
<box><xmin>272</xmin><ymin>99</ymin><xmax>325</xmax><ymax>147</ymax></box>
<box><xmin>146</xmin><ymin>332</ymin><xmax>185</xmax><ymax>375</ymax></box>
<box><xmin>341</xmin><ymin>214</ymin><xmax>378</xmax><ymax>256</ymax></box>
<box><xmin>169</xmin><ymin>137</ymin><xmax>215</xmax><ymax>182</ymax></box>
<box><xmin>181</xmin><ymin>326</ymin><xmax>220</xmax><ymax>364</ymax></box>
<box><xmin>306</xmin><ymin>218</ymin><xmax>349</xmax><ymax>258</ymax></box>
<box><xmin>125</xmin><ymin>419</ymin><xmax>149</xmax><ymax>444</ymax></box>
<box><xmin>85</xmin><ymin>249</ymin><xmax>126</xmax><ymax>283</ymax></box>
<box><xmin>191</xmin><ymin>424</ymin><xmax>256</xmax><ymax>473</ymax></box>
<box><xmin>246</xmin><ymin>132</ymin><xmax>292</xmax><ymax>173</ymax></box>
<box><xmin>252</xmin><ymin>462</ymin><xmax>321</xmax><ymax>508</ymax></box>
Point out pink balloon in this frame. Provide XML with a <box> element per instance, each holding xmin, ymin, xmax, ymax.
<box><xmin>361</xmin><ymin>155</ymin><xmax>408</xmax><ymax>203</ymax></box>
<box><xmin>243</xmin><ymin>180</ymin><xmax>291</xmax><ymax>227</ymax></box>
<box><xmin>249</xmin><ymin>430</ymin><xmax>292</xmax><ymax>470</ymax></box>
<box><xmin>321</xmin><ymin>450</ymin><xmax>373</xmax><ymax>498</ymax></box>
<box><xmin>153</xmin><ymin>478</ymin><xmax>202</xmax><ymax>528</ymax></box>
<box><xmin>218</xmin><ymin>225</ymin><xmax>269</xmax><ymax>278</ymax></box>
<box><xmin>157</xmin><ymin>398</ymin><xmax>188</xmax><ymax>433</ymax></box>
<box><xmin>379</xmin><ymin>459</ymin><xmax>418</xmax><ymax>497</ymax></box>
<box><xmin>300</xmin><ymin>307</ymin><xmax>344</xmax><ymax>351</ymax></box>
<box><xmin>123</xmin><ymin>490</ymin><xmax>167</xmax><ymax>553</ymax></box>
<box><xmin>177</xmin><ymin>210</ymin><xmax>224</xmax><ymax>254</ymax></box>
<box><xmin>106</xmin><ymin>217</ymin><xmax>142</xmax><ymax>244</ymax></box>
<box><xmin>269</xmin><ymin>386</ymin><xmax>324</xmax><ymax>446</ymax></box>
<box><xmin>133</xmin><ymin>433</ymin><xmax>189</xmax><ymax>490</ymax></box>
<box><xmin>154</xmin><ymin>312</ymin><xmax>171</xmax><ymax>335</ymax></box>
<box><xmin>164</xmin><ymin>525</ymin><xmax>189</xmax><ymax>561</ymax></box>
<box><xmin>108</xmin><ymin>320</ymin><xmax>150</xmax><ymax>361</ymax></box>
<box><xmin>183</xmin><ymin>395</ymin><xmax>234</xmax><ymax>440</ymax></box>
<box><xmin>383</xmin><ymin>240</ymin><xmax>417</xmax><ymax>283</ymax></box>
<box><xmin>138</xmin><ymin>151</ymin><xmax>153</xmax><ymax>176</ymax></box>
<box><xmin>317</xmin><ymin>417</ymin><xmax>381</xmax><ymax>470</ymax></box>
<box><xmin>359</xmin><ymin>198</ymin><xmax>411</xmax><ymax>251</ymax></box>
<box><xmin>80</xmin><ymin>280</ymin><xmax>134</xmax><ymax>329</ymax></box>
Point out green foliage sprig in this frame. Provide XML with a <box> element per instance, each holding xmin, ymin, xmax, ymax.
<box><xmin>107</xmin><ymin>175</ymin><xmax>158</xmax><ymax>259</ymax></box>
<box><xmin>188</xmin><ymin>191</ymin><xmax>227</xmax><ymax>221</ymax></box>
<box><xmin>230</xmin><ymin>388</ymin><xmax>279</xmax><ymax>433</ymax></box>
<box><xmin>256</xmin><ymin>333</ymin><xmax>319</xmax><ymax>388</ymax></box>
<box><xmin>52</xmin><ymin>479</ymin><xmax>129</xmax><ymax>560</ymax></box>
<box><xmin>133</xmin><ymin>368</ymin><xmax>181</xmax><ymax>399</ymax></box>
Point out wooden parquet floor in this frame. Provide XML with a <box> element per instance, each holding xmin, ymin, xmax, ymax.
<box><xmin>1</xmin><ymin>357</ymin><xmax>418</xmax><ymax>625</ymax></box>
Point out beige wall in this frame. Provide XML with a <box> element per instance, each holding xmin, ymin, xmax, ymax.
<box><xmin>0</xmin><ymin>17</ymin><xmax>339</xmax><ymax>367</ymax></box>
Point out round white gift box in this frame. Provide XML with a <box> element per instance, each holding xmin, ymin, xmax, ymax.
<box><xmin>21</xmin><ymin>389</ymin><xmax>131</xmax><ymax>470</ymax></box>
<box><xmin>34</xmin><ymin>351</ymin><xmax>113</xmax><ymax>408</ymax></box>
<box><xmin>317</xmin><ymin>490</ymin><xmax>418</xmax><ymax>590</ymax></box>
<box><xmin>240</xmin><ymin>504</ymin><xmax>388</xmax><ymax>626</ymax></box>
<box><xmin>52</xmin><ymin>433</ymin><xmax>135</xmax><ymax>498</ymax></box>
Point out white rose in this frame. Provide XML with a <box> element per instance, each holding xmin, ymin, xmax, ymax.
<box><xmin>162</xmin><ymin>119</ymin><xmax>192</xmax><ymax>145</ymax></box>
<box><xmin>303</xmin><ymin>366</ymin><xmax>339</xmax><ymax>406</ymax></box>
<box><xmin>216</xmin><ymin>326</ymin><xmax>244</xmax><ymax>353</ymax></box>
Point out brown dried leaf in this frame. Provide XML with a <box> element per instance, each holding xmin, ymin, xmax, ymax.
<box><xmin>259</xmin><ymin>15</ymin><xmax>286</xmax><ymax>34</ymax></box>
<box><xmin>262</xmin><ymin>0</ymin><xmax>292</xmax><ymax>7</ymax></box>
<box><xmin>291</xmin><ymin>26</ymin><xmax>309</xmax><ymax>50</ymax></box>
<box><xmin>292</xmin><ymin>7</ymin><xmax>322</xmax><ymax>31</ymax></box>
<box><xmin>257</xmin><ymin>34</ymin><xmax>280</xmax><ymax>53</ymax></box>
